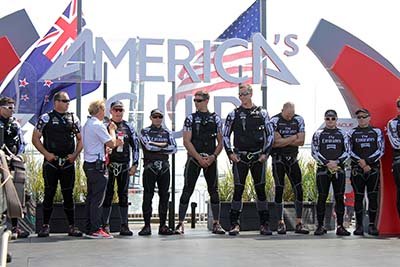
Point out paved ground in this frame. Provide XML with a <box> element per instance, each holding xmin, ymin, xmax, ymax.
<box><xmin>7</xmin><ymin>224</ymin><xmax>400</xmax><ymax>267</ymax></box>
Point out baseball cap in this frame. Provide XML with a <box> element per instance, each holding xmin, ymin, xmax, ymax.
<box><xmin>150</xmin><ymin>109</ymin><xmax>164</xmax><ymax>116</ymax></box>
<box><xmin>324</xmin><ymin>109</ymin><xmax>337</xmax><ymax>117</ymax></box>
<box><xmin>110</xmin><ymin>100</ymin><xmax>124</xmax><ymax>109</ymax></box>
<box><xmin>355</xmin><ymin>108</ymin><xmax>370</xmax><ymax>115</ymax></box>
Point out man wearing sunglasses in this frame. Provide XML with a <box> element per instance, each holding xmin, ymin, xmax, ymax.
<box><xmin>387</xmin><ymin>98</ymin><xmax>400</xmax><ymax>219</ymax></box>
<box><xmin>175</xmin><ymin>91</ymin><xmax>225</xmax><ymax>235</ymax></box>
<box><xmin>223</xmin><ymin>84</ymin><xmax>274</xmax><ymax>236</ymax></box>
<box><xmin>102</xmin><ymin>101</ymin><xmax>139</xmax><ymax>236</ymax></box>
<box><xmin>270</xmin><ymin>102</ymin><xmax>309</xmax><ymax>234</ymax></box>
<box><xmin>311</xmin><ymin>109</ymin><xmax>350</xmax><ymax>236</ymax></box>
<box><xmin>32</xmin><ymin>91</ymin><xmax>83</xmax><ymax>237</ymax></box>
<box><xmin>348</xmin><ymin>108</ymin><xmax>384</xmax><ymax>236</ymax></box>
<box><xmin>0</xmin><ymin>97</ymin><xmax>29</xmax><ymax>239</ymax></box>
<box><xmin>138</xmin><ymin>109</ymin><xmax>177</xmax><ymax>236</ymax></box>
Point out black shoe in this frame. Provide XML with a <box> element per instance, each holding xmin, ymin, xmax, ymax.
<box><xmin>38</xmin><ymin>224</ymin><xmax>50</xmax><ymax>238</ymax></box>
<box><xmin>212</xmin><ymin>223</ymin><xmax>225</xmax><ymax>235</ymax></box>
<box><xmin>68</xmin><ymin>225</ymin><xmax>83</xmax><ymax>237</ymax></box>
<box><xmin>277</xmin><ymin>222</ymin><xmax>286</xmax><ymax>235</ymax></box>
<box><xmin>353</xmin><ymin>224</ymin><xmax>364</xmax><ymax>236</ymax></box>
<box><xmin>294</xmin><ymin>223</ymin><xmax>309</xmax><ymax>234</ymax></box>
<box><xmin>175</xmin><ymin>222</ymin><xmax>184</xmax><ymax>235</ymax></box>
<box><xmin>120</xmin><ymin>224</ymin><xmax>133</xmax><ymax>236</ymax></box>
<box><xmin>11</xmin><ymin>226</ymin><xmax>29</xmax><ymax>239</ymax></box>
<box><xmin>6</xmin><ymin>252</ymin><xmax>11</xmax><ymax>263</ymax></box>
<box><xmin>260</xmin><ymin>224</ymin><xmax>273</xmax><ymax>235</ymax></box>
<box><xmin>336</xmin><ymin>225</ymin><xmax>351</xmax><ymax>236</ymax></box>
<box><xmin>158</xmin><ymin>225</ymin><xmax>174</xmax><ymax>235</ymax></box>
<box><xmin>368</xmin><ymin>224</ymin><xmax>379</xmax><ymax>236</ymax></box>
<box><xmin>314</xmin><ymin>225</ymin><xmax>325</xmax><ymax>236</ymax></box>
<box><xmin>138</xmin><ymin>225</ymin><xmax>151</xmax><ymax>236</ymax></box>
<box><xmin>229</xmin><ymin>224</ymin><xmax>240</xmax><ymax>236</ymax></box>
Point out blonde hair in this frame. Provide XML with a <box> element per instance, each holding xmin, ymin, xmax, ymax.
<box><xmin>88</xmin><ymin>99</ymin><xmax>105</xmax><ymax>115</ymax></box>
<box><xmin>239</xmin><ymin>84</ymin><xmax>253</xmax><ymax>93</ymax></box>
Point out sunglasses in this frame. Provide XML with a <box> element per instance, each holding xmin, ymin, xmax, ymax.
<box><xmin>113</xmin><ymin>108</ymin><xmax>124</xmax><ymax>112</ymax></box>
<box><xmin>1</xmin><ymin>106</ymin><xmax>14</xmax><ymax>110</ymax></box>
<box><xmin>57</xmin><ymin>99</ymin><xmax>70</xmax><ymax>103</ymax></box>
<box><xmin>357</xmin><ymin>115</ymin><xmax>369</xmax><ymax>119</ymax></box>
<box><xmin>151</xmin><ymin>115</ymin><xmax>163</xmax><ymax>119</ymax></box>
<box><xmin>325</xmin><ymin>117</ymin><xmax>337</xmax><ymax>121</ymax></box>
<box><xmin>193</xmin><ymin>99</ymin><xmax>205</xmax><ymax>103</ymax></box>
<box><xmin>239</xmin><ymin>91</ymin><xmax>251</xmax><ymax>97</ymax></box>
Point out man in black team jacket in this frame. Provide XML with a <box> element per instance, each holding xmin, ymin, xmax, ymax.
<box><xmin>270</xmin><ymin>102</ymin><xmax>309</xmax><ymax>234</ymax></box>
<box><xmin>348</xmin><ymin>108</ymin><xmax>384</xmax><ymax>236</ymax></box>
<box><xmin>175</xmin><ymin>91</ymin><xmax>225</xmax><ymax>235</ymax></box>
<box><xmin>138</xmin><ymin>109</ymin><xmax>177</xmax><ymax>236</ymax></box>
<box><xmin>311</xmin><ymin>109</ymin><xmax>351</xmax><ymax>236</ymax></box>
<box><xmin>32</xmin><ymin>92</ymin><xmax>83</xmax><ymax>237</ymax></box>
<box><xmin>223</xmin><ymin>84</ymin><xmax>274</xmax><ymax>236</ymax></box>
<box><xmin>102</xmin><ymin>101</ymin><xmax>139</xmax><ymax>236</ymax></box>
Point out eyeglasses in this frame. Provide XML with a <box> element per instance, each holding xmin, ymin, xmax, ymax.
<box><xmin>357</xmin><ymin>115</ymin><xmax>369</xmax><ymax>119</ymax></box>
<box><xmin>239</xmin><ymin>91</ymin><xmax>251</xmax><ymax>97</ymax></box>
<box><xmin>57</xmin><ymin>99</ymin><xmax>70</xmax><ymax>103</ymax></box>
<box><xmin>1</xmin><ymin>106</ymin><xmax>14</xmax><ymax>110</ymax></box>
<box><xmin>113</xmin><ymin>108</ymin><xmax>124</xmax><ymax>112</ymax></box>
<box><xmin>325</xmin><ymin>117</ymin><xmax>337</xmax><ymax>121</ymax></box>
<box><xmin>193</xmin><ymin>99</ymin><xmax>205</xmax><ymax>103</ymax></box>
<box><xmin>151</xmin><ymin>115</ymin><xmax>163</xmax><ymax>119</ymax></box>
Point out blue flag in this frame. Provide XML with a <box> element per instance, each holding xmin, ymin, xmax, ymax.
<box><xmin>1</xmin><ymin>0</ymin><xmax>100</xmax><ymax>124</ymax></box>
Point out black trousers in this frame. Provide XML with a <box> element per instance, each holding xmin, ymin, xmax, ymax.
<box><xmin>350</xmin><ymin>166</ymin><xmax>380</xmax><ymax>226</ymax></box>
<box><xmin>103</xmin><ymin>162</ymin><xmax>130</xmax><ymax>207</ymax></box>
<box><xmin>142</xmin><ymin>161</ymin><xmax>170</xmax><ymax>226</ymax></box>
<box><xmin>272</xmin><ymin>154</ymin><xmax>303</xmax><ymax>219</ymax></box>
<box><xmin>316</xmin><ymin>166</ymin><xmax>346</xmax><ymax>226</ymax></box>
<box><xmin>42</xmin><ymin>160</ymin><xmax>75</xmax><ymax>225</ymax></box>
<box><xmin>178</xmin><ymin>157</ymin><xmax>219</xmax><ymax>221</ymax></box>
<box><xmin>392</xmin><ymin>160</ymin><xmax>400</xmax><ymax>217</ymax></box>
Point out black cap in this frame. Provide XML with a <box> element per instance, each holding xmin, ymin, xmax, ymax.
<box><xmin>355</xmin><ymin>108</ymin><xmax>370</xmax><ymax>115</ymax></box>
<box><xmin>324</xmin><ymin>109</ymin><xmax>337</xmax><ymax>117</ymax></box>
<box><xmin>150</xmin><ymin>109</ymin><xmax>164</xmax><ymax>116</ymax></box>
<box><xmin>110</xmin><ymin>100</ymin><xmax>124</xmax><ymax>109</ymax></box>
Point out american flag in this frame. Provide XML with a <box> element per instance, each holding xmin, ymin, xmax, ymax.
<box><xmin>1</xmin><ymin>0</ymin><xmax>100</xmax><ymax>124</ymax></box>
<box><xmin>169</xmin><ymin>0</ymin><xmax>260</xmax><ymax>109</ymax></box>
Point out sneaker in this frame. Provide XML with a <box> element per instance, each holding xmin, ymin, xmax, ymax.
<box><xmin>212</xmin><ymin>223</ymin><xmax>225</xmax><ymax>235</ymax></box>
<box><xmin>294</xmin><ymin>223</ymin><xmax>310</xmax><ymax>234</ymax></box>
<box><xmin>120</xmin><ymin>224</ymin><xmax>133</xmax><ymax>236</ymax></box>
<box><xmin>102</xmin><ymin>224</ymin><xmax>111</xmax><ymax>234</ymax></box>
<box><xmin>353</xmin><ymin>224</ymin><xmax>364</xmax><ymax>236</ymax></box>
<box><xmin>37</xmin><ymin>224</ymin><xmax>50</xmax><ymax>238</ymax></box>
<box><xmin>11</xmin><ymin>226</ymin><xmax>29</xmax><ymax>240</ymax></box>
<box><xmin>68</xmin><ymin>225</ymin><xmax>83</xmax><ymax>237</ymax></box>
<box><xmin>336</xmin><ymin>225</ymin><xmax>351</xmax><ymax>236</ymax></box>
<box><xmin>86</xmin><ymin>229</ymin><xmax>113</xmax><ymax>239</ymax></box>
<box><xmin>368</xmin><ymin>224</ymin><xmax>379</xmax><ymax>236</ymax></box>
<box><xmin>138</xmin><ymin>225</ymin><xmax>152</xmax><ymax>236</ymax></box>
<box><xmin>277</xmin><ymin>222</ymin><xmax>287</xmax><ymax>235</ymax></box>
<box><xmin>228</xmin><ymin>224</ymin><xmax>240</xmax><ymax>236</ymax></box>
<box><xmin>175</xmin><ymin>222</ymin><xmax>184</xmax><ymax>235</ymax></box>
<box><xmin>158</xmin><ymin>225</ymin><xmax>174</xmax><ymax>235</ymax></box>
<box><xmin>260</xmin><ymin>224</ymin><xmax>273</xmax><ymax>235</ymax></box>
<box><xmin>314</xmin><ymin>225</ymin><xmax>325</xmax><ymax>236</ymax></box>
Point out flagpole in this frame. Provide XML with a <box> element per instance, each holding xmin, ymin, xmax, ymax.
<box><xmin>169</xmin><ymin>81</ymin><xmax>176</xmax><ymax>229</ymax></box>
<box><xmin>260</xmin><ymin>0</ymin><xmax>267</xmax><ymax>109</ymax></box>
<box><xmin>76</xmin><ymin>0</ymin><xmax>82</xmax><ymax>119</ymax></box>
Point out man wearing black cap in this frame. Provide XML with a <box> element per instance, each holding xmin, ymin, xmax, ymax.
<box><xmin>0</xmin><ymin>97</ymin><xmax>29</xmax><ymax>239</ymax></box>
<box><xmin>138</xmin><ymin>109</ymin><xmax>177</xmax><ymax>236</ymax></box>
<box><xmin>102</xmin><ymin>101</ymin><xmax>139</xmax><ymax>236</ymax></box>
<box><xmin>311</xmin><ymin>109</ymin><xmax>350</xmax><ymax>236</ymax></box>
<box><xmin>387</xmin><ymin>97</ymin><xmax>400</xmax><ymax>218</ymax></box>
<box><xmin>348</xmin><ymin>108</ymin><xmax>384</xmax><ymax>236</ymax></box>
<box><xmin>270</xmin><ymin>102</ymin><xmax>309</xmax><ymax>234</ymax></box>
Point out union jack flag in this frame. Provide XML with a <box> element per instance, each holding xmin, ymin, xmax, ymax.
<box><xmin>169</xmin><ymin>1</ymin><xmax>260</xmax><ymax>109</ymax></box>
<box><xmin>1</xmin><ymin>0</ymin><xmax>100</xmax><ymax>124</ymax></box>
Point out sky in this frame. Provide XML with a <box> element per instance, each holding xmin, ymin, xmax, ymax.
<box><xmin>1</xmin><ymin>0</ymin><xmax>400</xmax><ymax>147</ymax></box>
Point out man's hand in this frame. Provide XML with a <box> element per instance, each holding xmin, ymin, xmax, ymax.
<box><xmin>196</xmin><ymin>155</ymin><xmax>209</xmax><ymax>168</ymax></box>
<box><xmin>129</xmin><ymin>165</ymin><xmax>137</xmax><ymax>176</ymax></box>
<box><xmin>229</xmin><ymin>153</ymin><xmax>240</xmax><ymax>163</ymax></box>
<box><xmin>204</xmin><ymin>154</ymin><xmax>216</xmax><ymax>166</ymax></box>
<box><xmin>362</xmin><ymin>165</ymin><xmax>372</xmax><ymax>173</ymax></box>
<box><xmin>45</xmin><ymin>152</ymin><xmax>56</xmax><ymax>162</ymax></box>
<box><xmin>108</xmin><ymin>121</ymin><xmax>117</xmax><ymax>131</ymax></box>
<box><xmin>258</xmin><ymin>154</ymin><xmax>267</xmax><ymax>162</ymax></box>
<box><xmin>358</xmin><ymin>159</ymin><xmax>367</xmax><ymax>168</ymax></box>
<box><xmin>67</xmin><ymin>153</ymin><xmax>78</xmax><ymax>163</ymax></box>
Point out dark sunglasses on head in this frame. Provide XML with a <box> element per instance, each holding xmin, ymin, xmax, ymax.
<box><xmin>57</xmin><ymin>99</ymin><xmax>70</xmax><ymax>103</ymax></box>
<box><xmin>151</xmin><ymin>115</ymin><xmax>163</xmax><ymax>119</ymax></box>
<box><xmin>325</xmin><ymin>117</ymin><xmax>337</xmax><ymax>121</ymax></box>
<box><xmin>239</xmin><ymin>91</ymin><xmax>251</xmax><ymax>97</ymax></box>
<box><xmin>193</xmin><ymin>99</ymin><xmax>205</xmax><ymax>103</ymax></box>
<box><xmin>113</xmin><ymin>108</ymin><xmax>124</xmax><ymax>112</ymax></box>
<box><xmin>357</xmin><ymin>115</ymin><xmax>369</xmax><ymax>119</ymax></box>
